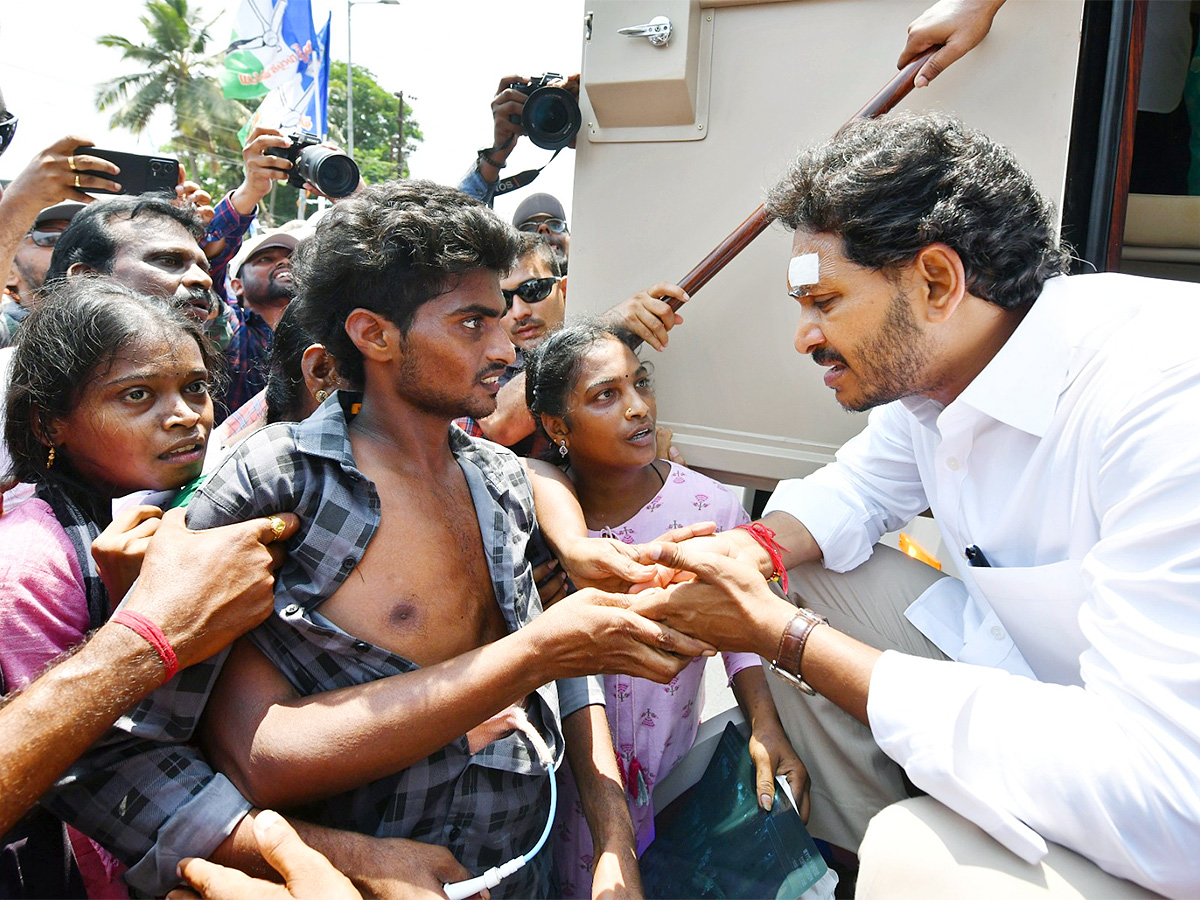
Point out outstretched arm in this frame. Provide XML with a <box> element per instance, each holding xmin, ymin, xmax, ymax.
<box><xmin>0</xmin><ymin>508</ymin><xmax>295</xmax><ymax>836</ymax></box>
<box><xmin>599</xmin><ymin>283</ymin><xmax>689</xmax><ymax>352</ymax></box>
<box><xmin>200</xmin><ymin>589</ymin><xmax>712</xmax><ymax>809</ymax></box>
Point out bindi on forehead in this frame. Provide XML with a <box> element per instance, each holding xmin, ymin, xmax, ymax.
<box><xmin>787</xmin><ymin>253</ymin><xmax>821</xmax><ymax>298</ymax></box>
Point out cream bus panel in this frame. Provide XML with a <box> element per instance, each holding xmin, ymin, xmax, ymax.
<box><xmin>569</xmin><ymin>0</ymin><xmax>1086</xmax><ymax>489</ymax></box>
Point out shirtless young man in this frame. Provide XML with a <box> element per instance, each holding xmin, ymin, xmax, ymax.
<box><xmin>176</xmin><ymin>181</ymin><xmax>706</xmax><ymax>898</ymax></box>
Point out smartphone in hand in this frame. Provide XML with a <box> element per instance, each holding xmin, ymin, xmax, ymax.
<box><xmin>74</xmin><ymin>146</ymin><xmax>179</xmax><ymax>195</ymax></box>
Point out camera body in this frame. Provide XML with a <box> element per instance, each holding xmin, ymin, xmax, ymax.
<box><xmin>510</xmin><ymin>73</ymin><xmax>581</xmax><ymax>151</ymax></box>
<box><xmin>265</xmin><ymin>132</ymin><xmax>361</xmax><ymax>199</ymax></box>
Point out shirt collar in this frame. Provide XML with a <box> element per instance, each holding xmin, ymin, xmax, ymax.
<box><xmin>949</xmin><ymin>275</ymin><xmax>1073</xmax><ymax>437</ymax></box>
<box><xmin>293</xmin><ymin>390</ymin><xmax>361</xmax><ymax>465</ymax></box>
<box><xmin>296</xmin><ymin>390</ymin><xmax>503</xmax><ymax>472</ymax></box>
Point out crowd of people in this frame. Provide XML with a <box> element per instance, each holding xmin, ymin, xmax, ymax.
<box><xmin>2</xmin><ymin>2</ymin><xmax>1199</xmax><ymax>899</ymax></box>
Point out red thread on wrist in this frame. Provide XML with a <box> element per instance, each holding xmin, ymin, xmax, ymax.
<box><xmin>735</xmin><ymin>522</ymin><xmax>790</xmax><ymax>594</ymax></box>
<box><xmin>111</xmin><ymin>610</ymin><xmax>179</xmax><ymax>683</ymax></box>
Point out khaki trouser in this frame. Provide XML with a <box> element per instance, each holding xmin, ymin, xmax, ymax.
<box><xmin>765</xmin><ymin>544</ymin><xmax>947</xmax><ymax>851</ymax></box>
<box><xmin>767</xmin><ymin>545</ymin><xmax>1160</xmax><ymax>898</ymax></box>
<box><xmin>857</xmin><ymin>798</ymin><xmax>1165</xmax><ymax>899</ymax></box>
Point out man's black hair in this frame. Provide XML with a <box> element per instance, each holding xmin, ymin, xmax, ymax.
<box><xmin>766</xmin><ymin>112</ymin><xmax>1071</xmax><ymax>310</ymax></box>
<box><xmin>291</xmin><ymin>179</ymin><xmax>521</xmax><ymax>386</ymax></box>
<box><xmin>264</xmin><ymin>300</ymin><xmax>321</xmax><ymax>425</ymax></box>
<box><xmin>515</xmin><ymin>232</ymin><xmax>561</xmax><ymax>278</ymax></box>
<box><xmin>45</xmin><ymin>195</ymin><xmax>205</xmax><ymax>284</ymax></box>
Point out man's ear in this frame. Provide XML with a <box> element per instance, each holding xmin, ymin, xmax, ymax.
<box><xmin>229</xmin><ymin>277</ymin><xmax>245</xmax><ymax>302</ymax></box>
<box><xmin>559</xmin><ymin>276</ymin><xmax>568</xmax><ymax>300</ymax></box>
<box><xmin>66</xmin><ymin>262</ymin><xmax>97</xmax><ymax>278</ymax></box>
<box><xmin>913</xmin><ymin>243</ymin><xmax>967</xmax><ymax>323</ymax></box>
<box><xmin>344</xmin><ymin>308</ymin><xmax>397</xmax><ymax>364</ymax></box>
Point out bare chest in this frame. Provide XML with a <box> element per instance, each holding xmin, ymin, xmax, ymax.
<box><xmin>318</xmin><ymin>473</ymin><xmax>509</xmax><ymax>666</ymax></box>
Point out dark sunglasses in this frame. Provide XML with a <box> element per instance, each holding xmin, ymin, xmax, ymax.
<box><xmin>0</xmin><ymin>110</ymin><xmax>17</xmax><ymax>157</ymax></box>
<box><xmin>517</xmin><ymin>217</ymin><xmax>568</xmax><ymax>235</ymax></box>
<box><xmin>29</xmin><ymin>229</ymin><xmax>60</xmax><ymax>248</ymax></box>
<box><xmin>502</xmin><ymin>277</ymin><xmax>558</xmax><ymax>306</ymax></box>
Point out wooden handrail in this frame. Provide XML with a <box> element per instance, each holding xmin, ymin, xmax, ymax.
<box><xmin>666</xmin><ymin>48</ymin><xmax>939</xmax><ymax>307</ymax></box>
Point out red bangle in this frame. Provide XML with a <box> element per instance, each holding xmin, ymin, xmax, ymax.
<box><xmin>735</xmin><ymin>522</ymin><xmax>790</xmax><ymax>594</ymax></box>
<box><xmin>111</xmin><ymin>610</ymin><xmax>179</xmax><ymax>683</ymax></box>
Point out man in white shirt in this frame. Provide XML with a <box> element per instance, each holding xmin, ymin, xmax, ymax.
<box><xmin>631</xmin><ymin>111</ymin><xmax>1200</xmax><ymax>899</ymax></box>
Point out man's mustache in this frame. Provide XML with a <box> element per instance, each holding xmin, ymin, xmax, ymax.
<box><xmin>812</xmin><ymin>347</ymin><xmax>847</xmax><ymax>367</ymax></box>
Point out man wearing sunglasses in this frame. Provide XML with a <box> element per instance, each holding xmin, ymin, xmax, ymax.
<box><xmin>2</xmin><ymin>201</ymin><xmax>85</xmax><ymax>344</ymax></box>
<box><xmin>462</xmin><ymin>234</ymin><xmax>689</xmax><ymax>459</ymax></box>
<box><xmin>6</xmin><ymin>202</ymin><xmax>84</xmax><ymax>301</ymax></box>
<box><xmin>512</xmin><ymin>193</ymin><xmax>571</xmax><ymax>274</ymax></box>
<box><xmin>0</xmin><ymin>86</ymin><xmax>121</xmax><ymax>348</ymax></box>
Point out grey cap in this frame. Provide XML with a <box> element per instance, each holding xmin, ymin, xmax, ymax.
<box><xmin>512</xmin><ymin>192</ymin><xmax>566</xmax><ymax>227</ymax></box>
<box><xmin>230</xmin><ymin>230</ymin><xmax>299</xmax><ymax>277</ymax></box>
<box><xmin>34</xmin><ymin>201</ymin><xmax>87</xmax><ymax>228</ymax></box>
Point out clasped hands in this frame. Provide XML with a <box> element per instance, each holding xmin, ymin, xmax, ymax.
<box><xmin>558</xmin><ymin>523</ymin><xmax>787</xmax><ymax>659</ymax></box>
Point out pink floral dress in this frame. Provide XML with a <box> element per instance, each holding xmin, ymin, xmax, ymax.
<box><xmin>553</xmin><ymin>463</ymin><xmax>760</xmax><ymax>897</ymax></box>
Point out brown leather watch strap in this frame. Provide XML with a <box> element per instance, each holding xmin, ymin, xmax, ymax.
<box><xmin>770</xmin><ymin>608</ymin><xmax>829</xmax><ymax>695</ymax></box>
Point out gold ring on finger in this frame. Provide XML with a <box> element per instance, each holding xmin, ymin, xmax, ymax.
<box><xmin>67</xmin><ymin>155</ymin><xmax>78</xmax><ymax>172</ymax></box>
<box><xmin>73</xmin><ymin>174</ymin><xmax>81</xmax><ymax>189</ymax></box>
<box><xmin>268</xmin><ymin>515</ymin><xmax>287</xmax><ymax>540</ymax></box>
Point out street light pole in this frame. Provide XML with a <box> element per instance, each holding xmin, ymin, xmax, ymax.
<box><xmin>394</xmin><ymin>90</ymin><xmax>404</xmax><ymax>177</ymax></box>
<box><xmin>346</xmin><ymin>0</ymin><xmax>399</xmax><ymax>157</ymax></box>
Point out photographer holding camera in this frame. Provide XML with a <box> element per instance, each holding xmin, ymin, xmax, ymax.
<box><xmin>459</xmin><ymin>73</ymin><xmax>580</xmax><ymax>207</ymax></box>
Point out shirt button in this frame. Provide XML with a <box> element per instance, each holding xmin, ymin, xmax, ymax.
<box><xmin>353</xmin><ymin>640</ymin><xmax>370</xmax><ymax>652</ymax></box>
<box><xmin>342</xmin><ymin>556</ymin><xmax>356</xmax><ymax>570</ymax></box>
<box><xmin>449</xmin><ymin>826</ymin><xmax>462</xmax><ymax>842</ymax></box>
<box><xmin>991</xmin><ymin>625</ymin><xmax>1005</xmax><ymax>640</ymax></box>
<box><xmin>283</xmin><ymin>604</ymin><xmax>300</xmax><ymax>616</ymax></box>
<box><xmin>946</xmin><ymin>457</ymin><xmax>960</xmax><ymax>471</ymax></box>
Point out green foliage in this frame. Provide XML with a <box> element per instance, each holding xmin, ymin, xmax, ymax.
<box><xmin>327</xmin><ymin>61</ymin><xmax>422</xmax><ymax>180</ymax></box>
<box><xmin>96</xmin><ymin>0</ymin><xmax>252</xmax><ymax>198</ymax></box>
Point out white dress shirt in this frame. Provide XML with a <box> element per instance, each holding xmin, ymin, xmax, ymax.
<box><xmin>765</xmin><ymin>273</ymin><xmax>1200</xmax><ymax>898</ymax></box>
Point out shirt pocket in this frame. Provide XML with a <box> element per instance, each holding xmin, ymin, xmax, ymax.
<box><xmin>967</xmin><ymin>559</ymin><xmax>1088</xmax><ymax>687</ymax></box>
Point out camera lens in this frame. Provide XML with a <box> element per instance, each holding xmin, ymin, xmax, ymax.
<box><xmin>522</xmin><ymin>86</ymin><xmax>581</xmax><ymax>150</ymax></box>
<box><xmin>295</xmin><ymin>145</ymin><xmax>361</xmax><ymax>198</ymax></box>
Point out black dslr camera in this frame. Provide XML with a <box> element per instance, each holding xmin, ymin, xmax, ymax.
<box><xmin>266</xmin><ymin>132</ymin><xmax>361</xmax><ymax>198</ymax></box>
<box><xmin>511</xmin><ymin>73</ymin><xmax>581</xmax><ymax>151</ymax></box>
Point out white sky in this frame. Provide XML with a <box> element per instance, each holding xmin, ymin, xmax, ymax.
<box><xmin>0</xmin><ymin>0</ymin><xmax>584</xmax><ymax>222</ymax></box>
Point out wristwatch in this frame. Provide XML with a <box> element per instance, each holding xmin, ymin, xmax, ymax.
<box><xmin>769</xmin><ymin>607</ymin><xmax>829</xmax><ymax>695</ymax></box>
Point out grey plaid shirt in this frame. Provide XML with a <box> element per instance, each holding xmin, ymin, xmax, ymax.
<box><xmin>47</xmin><ymin>393</ymin><xmax>567</xmax><ymax>898</ymax></box>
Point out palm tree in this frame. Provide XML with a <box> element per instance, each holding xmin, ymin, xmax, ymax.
<box><xmin>96</xmin><ymin>0</ymin><xmax>250</xmax><ymax>190</ymax></box>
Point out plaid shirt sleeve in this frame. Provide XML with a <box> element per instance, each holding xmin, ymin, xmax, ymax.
<box><xmin>42</xmin><ymin>655</ymin><xmax>250</xmax><ymax>895</ymax></box>
<box><xmin>203</xmin><ymin>191</ymin><xmax>257</xmax><ymax>290</ymax></box>
<box><xmin>221</xmin><ymin>305</ymin><xmax>274</xmax><ymax>415</ymax></box>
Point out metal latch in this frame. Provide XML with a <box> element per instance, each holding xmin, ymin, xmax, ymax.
<box><xmin>618</xmin><ymin>15</ymin><xmax>672</xmax><ymax>47</ymax></box>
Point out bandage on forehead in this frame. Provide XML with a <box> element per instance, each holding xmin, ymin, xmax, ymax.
<box><xmin>788</xmin><ymin>253</ymin><xmax>820</xmax><ymax>295</ymax></box>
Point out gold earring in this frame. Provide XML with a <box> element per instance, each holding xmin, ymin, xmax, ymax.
<box><xmin>315</xmin><ymin>389</ymin><xmax>328</xmax><ymax>403</ymax></box>
<box><xmin>46</xmin><ymin>446</ymin><xmax>55</xmax><ymax>469</ymax></box>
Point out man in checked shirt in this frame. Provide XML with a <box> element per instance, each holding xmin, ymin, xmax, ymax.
<box><xmin>45</xmin><ymin>179</ymin><xmax>707</xmax><ymax>899</ymax></box>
